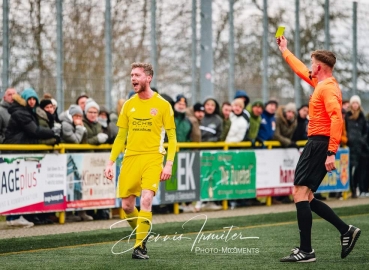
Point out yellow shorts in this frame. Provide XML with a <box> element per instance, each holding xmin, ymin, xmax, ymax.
<box><xmin>117</xmin><ymin>154</ymin><xmax>164</xmax><ymax>198</ymax></box>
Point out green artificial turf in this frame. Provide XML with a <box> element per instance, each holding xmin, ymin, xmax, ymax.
<box><xmin>1</xmin><ymin>204</ymin><xmax>368</xmax><ymax>269</ymax></box>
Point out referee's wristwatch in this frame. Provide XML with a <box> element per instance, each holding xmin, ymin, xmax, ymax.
<box><xmin>327</xmin><ymin>151</ymin><xmax>336</xmax><ymax>156</ymax></box>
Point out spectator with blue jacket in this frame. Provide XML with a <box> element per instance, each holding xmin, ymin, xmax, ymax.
<box><xmin>257</xmin><ymin>100</ymin><xmax>278</xmax><ymax>142</ymax></box>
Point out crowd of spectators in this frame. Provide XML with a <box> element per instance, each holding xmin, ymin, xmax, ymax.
<box><xmin>2</xmin><ymin>87</ymin><xmax>368</xmax><ymax>224</ymax></box>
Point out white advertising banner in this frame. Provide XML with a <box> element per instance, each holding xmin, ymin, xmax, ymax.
<box><xmin>255</xmin><ymin>149</ymin><xmax>300</xmax><ymax>196</ymax></box>
<box><xmin>66</xmin><ymin>153</ymin><xmax>116</xmax><ymax>210</ymax></box>
<box><xmin>0</xmin><ymin>154</ymin><xmax>67</xmax><ymax>214</ymax></box>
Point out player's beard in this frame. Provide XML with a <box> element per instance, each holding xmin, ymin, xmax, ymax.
<box><xmin>134</xmin><ymin>82</ymin><xmax>146</xmax><ymax>93</ymax></box>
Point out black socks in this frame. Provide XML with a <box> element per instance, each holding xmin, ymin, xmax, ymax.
<box><xmin>310</xmin><ymin>198</ymin><xmax>349</xmax><ymax>235</ymax></box>
<box><xmin>296</xmin><ymin>201</ymin><xmax>312</xmax><ymax>253</ymax></box>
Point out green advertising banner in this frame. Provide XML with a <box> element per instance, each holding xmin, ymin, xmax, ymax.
<box><xmin>200</xmin><ymin>150</ymin><xmax>256</xmax><ymax>200</ymax></box>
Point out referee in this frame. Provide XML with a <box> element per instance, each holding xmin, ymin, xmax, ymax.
<box><xmin>277</xmin><ymin>36</ymin><xmax>361</xmax><ymax>263</ymax></box>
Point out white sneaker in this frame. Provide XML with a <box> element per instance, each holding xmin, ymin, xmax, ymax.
<box><xmin>202</xmin><ymin>202</ymin><xmax>222</xmax><ymax>211</ymax></box>
<box><xmin>182</xmin><ymin>204</ymin><xmax>197</xmax><ymax>213</ymax></box>
<box><xmin>6</xmin><ymin>220</ymin><xmax>13</xmax><ymax>226</ymax></box>
<box><xmin>366</xmin><ymin>192</ymin><xmax>369</xmax><ymax>197</ymax></box>
<box><xmin>359</xmin><ymin>192</ymin><xmax>367</xmax><ymax>198</ymax></box>
<box><xmin>78</xmin><ymin>211</ymin><xmax>93</xmax><ymax>221</ymax></box>
<box><xmin>11</xmin><ymin>216</ymin><xmax>34</xmax><ymax>228</ymax></box>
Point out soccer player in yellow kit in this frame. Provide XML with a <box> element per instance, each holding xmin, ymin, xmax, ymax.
<box><xmin>105</xmin><ymin>63</ymin><xmax>177</xmax><ymax>260</ymax></box>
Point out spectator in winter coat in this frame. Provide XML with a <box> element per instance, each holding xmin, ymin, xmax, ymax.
<box><xmin>4</xmin><ymin>88</ymin><xmax>60</xmax><ymax>145</ymax></box>
<box><xmin>200</xmin><ymin>98</ymin><xmax>223</xmax><ymax>142</ymax></box>
<box><xmin>273</xmin><ymin>102</ymin><xmax>298</xmax><ymax>147</ymax></box>
<box><xmin>60</xmin><ymin>104</ymin><xmax>87</xmax><ymax>144</ymax></box>
<box><xmin>246</xmin><ymin>100</ymin><xmax>264</xmax><ymax>141</ymax></box>
<box><xmin>257</xmin><ymin>100</ymin><xmax>278</xmax><ymax>142</ymax></box>
<box><xmin>345</xmin><ymin>95</ymin><xmax>369</xmax><ymax>198</ymax></box>
<box><xmin>99</xmin><ymin>106</ymin><xmax>118</xmax><ymax>144</ymax></box>
<box><xmin>83</xmin><ymin>99</ymin><xmax>108</xmax><ymax>145</ymax></box>
<box><xmin>292</xmin><ymin>104</ymin><xmax>309</xmax><ymax>142</ymax></box>
<box><xmin>43</xmin><ymin>93</ymin><xmax>60</xmax><ymax>124</ymax></box>
<box><xmin>37</xmin><ymin>99</ymin><xmax>61</xmax><ymax>145</ymax></box>
<box><xmin>220</xmin><ymin>102</ymin><xmax>232</xmax><ymax>141</ymax></box>
<box><xmin>185</xmin><ymin>102</ymin><xmax>203</xmax><ymax>142</ymax></box>
<box><xmin>225</xmin><ymin>98</ymin><xmax>250</xmax><ymax>142</ymax></box>
<box><xmin>0</xmin><ymin>88</ymin><xmax>17</xmax><ymax>143</ymax></box>
<box><xmin>173</xmin><ymin>95</ymin><xmax>192</xmax><ymax>142</ymax></box>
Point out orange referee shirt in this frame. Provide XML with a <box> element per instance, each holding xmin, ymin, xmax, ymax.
<box><xmin>282</xmin><ymin>49</ymin><xmax>343</xmax><ymax>153</ymax></box>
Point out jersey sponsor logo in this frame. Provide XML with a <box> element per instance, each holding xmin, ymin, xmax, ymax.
<box><xmin>150</xmin><ymin>108</ymin><xmax>158</xmax><ymax>116</ymax></box>
<box><xmin>132</xmin><ymin>118</ymin><xmax>153</xmax><ymax>132</ymax></box>
<box><xmin>130</xmin><ymin>107</ymin><xmax>136</xmax><ymax>112</ymax></box>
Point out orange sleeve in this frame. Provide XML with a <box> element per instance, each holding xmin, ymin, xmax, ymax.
<box><xmin>322</xmin><ymin>86</ymin><xmax>343</xmax><ymax>152</ymax></box>
<box><xmin>282</xmin><ymin>49</ymin><xmax>317</xmax><ymax>88</ymax></box>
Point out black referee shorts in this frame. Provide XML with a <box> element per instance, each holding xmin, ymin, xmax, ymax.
<box><xmin>294</xmin><ymin>135</ymin><xmax>329</xmax><ymax>192</ymax></box>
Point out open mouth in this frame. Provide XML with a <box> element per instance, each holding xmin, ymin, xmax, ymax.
<box><xmin>132</xmin><ymin>82</ymin><xmax>139</xmax><ymax>88</ymax></box>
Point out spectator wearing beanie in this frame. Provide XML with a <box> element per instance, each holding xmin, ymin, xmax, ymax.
<box><xmin>83</xmin><ymin>99</ymin><xmax>108</xmax><ymax>145</ymax></box>
<box><xmin>173</xmin><ymin>94</ymin><xmax>192</xmax><ymax>142</ymax></box>
<box><xmin>5</xmin><ymin>88</ymin><xmax>59</xmax><ymax>146</ymax></box>
<box><xmin>60</xmin><ymin>104</ymin><xmax>87</xmax><ymax>144</ymax></box>
<box><xmin>246</xmin><ymin>100</ymin><xmax>264</xmax><ymax>141</ymax></box>
<box><xmin>292</xmin><ymin>104</ymin><xmax>309</xmax><ymax>142</ymax></box>
<box><xmin>346</xmin><ymin>95</ymin><xmax>369</xmax><ymax>198</ymax></box>
<box><xmin>185</xmin><ymin>102</ymin><xmax>204</xmax><ymax>142</ymax></box>
<box><xmin>43</xmin><ymin>93</ymin><xmax>60</xmax><ymax>124</ymax></box>
<box><xmin>257</xmin><ymin>100</ymin><xmax>278</xmax><ymax>142</ymax></box>
<box><xmin>36</xmin><ymin>99</ymin><xmax>60</xmax><ymax>145</ymax></box>
<box><xmin>273</xmin><ymin>102</ymin><xmax>297</xmax><ymax>148</ymax></box>
<box><xmin>234</xmin><ymin>90</ymin><xmax>250</xmax><ymax>108</ymax></box>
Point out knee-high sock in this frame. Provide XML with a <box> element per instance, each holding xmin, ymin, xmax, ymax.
<box><xmin>135</xmin><ymin>210</ymin><xmax>152</xmax><ymax>248</ymax></box>
<box><xmin>310</xmin><ymin>198</ymin><xmax>349</xmax><ymax>234</ymax></box>
<box><xmin>296</xmin><ymin>201</ymin><xmax>312</xmax><ymax>253</ymax></box>
<box><xmin>124</xmin><ymin>207</ymin><xmax>138</xmax><ymax>230</ymax></box>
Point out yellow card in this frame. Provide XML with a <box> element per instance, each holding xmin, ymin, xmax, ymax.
<box><xmin>275</xmin><ymin>26</ymin><xmax>285</xmax><ymax>38</ymax></box>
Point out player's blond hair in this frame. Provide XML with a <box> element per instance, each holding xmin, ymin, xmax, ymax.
<box><xmin>131</xmin><ymin>62</ymin><xmax>154</xmax><ymax>77</ymax></box>
<box><xmin>311</xmin><ymin>50</ymin><xmax>336</xmax><ymax>69</ymax></box>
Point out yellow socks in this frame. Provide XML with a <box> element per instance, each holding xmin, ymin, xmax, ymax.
<box><xmin>134</xmin><ymin>210</ymin><xmax>152</xmax><ymax>248</ymax></box>
<box><xmin>124</xmin><ymin>207</ymin><xmax>138</xmax><ymax>230</ymax></box>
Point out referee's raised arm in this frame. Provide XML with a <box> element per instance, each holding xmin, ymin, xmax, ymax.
<box><xmin>276</xmin><ymin>36</ymin><xmax>317</xmax><ymax>87</ymax></box>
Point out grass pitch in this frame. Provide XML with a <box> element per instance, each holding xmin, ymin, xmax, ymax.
<box><xmin>1</xmin><ymin>205</ymin><xmax>368</xmax><ymax>270</ymax></box>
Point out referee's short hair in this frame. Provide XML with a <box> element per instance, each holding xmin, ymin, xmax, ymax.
<box><xmin>311</xmin><ymin>50</ymin><xmax>336</xmax><ymax>69</ymax></box>
<box><xmin>131</xmin><ymin>62</ymin><xmax>154</xmax><ymax>77</ymax></box>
